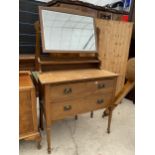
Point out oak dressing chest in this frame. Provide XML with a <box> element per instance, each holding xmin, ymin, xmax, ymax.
<box><xmin>37</xmin><ymin>69</ymin><xmax>118</xmax><ymax>153</ymax></box>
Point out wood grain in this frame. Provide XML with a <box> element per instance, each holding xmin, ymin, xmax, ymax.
<box><xmin>38</xmin><ymin>69</ymin><xmax>118</xmax><ymax>152</ymax></box>
<box><xmin>48</xmin><ymin>78</ymin><xmax>115</xmax><ymax>102</ymax></box>
<box><xmin>38</xmin><ymin>69</ymin><xmax>118</xmax><ymax>84</ymax></box>
<box><xmin>96</xmin><ymin>19</ymin><xmax>133</xmax><ymax>95</ymax></box>
<box><xmin>19</xmin><ymin>72</ymin><xmax>33</xmax><ymax>90</ymax></box>
<box><xmin>19</xmin><ymin>72</ymin><xmax>41</xmax><ymax>148</ymax></box>
<box><xmin>50</xmin><ymin>92</ymin><xmax>112</xmax><ymax>120</ymax></box>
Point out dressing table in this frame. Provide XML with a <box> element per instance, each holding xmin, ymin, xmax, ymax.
<box><xmin>37</xmin><ymin>69</ymin><xmax>117</xmax><ymax>153</ymax></box>
<box><xmin>36</xmin><ymin>6</ymin><xmax>118</xmax><ymax>153</ymax></box>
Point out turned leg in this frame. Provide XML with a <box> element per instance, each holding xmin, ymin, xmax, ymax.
<box><xmin>46</xmin><ymin>127</ymin><xmax>51</xmax><ymax>154</ymax></box>
<box><xmin>36</xmin><ymin>134</ymin><xmax>42</xmax><ymax>149</ymax></box>
<box><xmin>90</xmin><ymin>111</ymin><xmax>93</xmax><ymax>118</ymax></box>
<box><xmin>107</xmin><ymin>107</ymin><xmax>112</xmax><ymax>134</ymax></box>
<box><xmin>39</xmin><ymin>102</ymin><xmax>44</xmax><ymax>130</ymax></box>
<box><xmin>75</xmin><ymin>115</ymin><xmax>78</xmax><ymax>120</ymax></box>
<box><xmin>37</xmin><ymin>141</ymin><xmax>41</xmax><ymax>149</ymax></box>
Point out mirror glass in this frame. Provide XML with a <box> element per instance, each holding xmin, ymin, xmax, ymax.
<box><xmin>40</xmin><ymin>8</ymin><xmax>97</xmax><ymax>53</ymax></box>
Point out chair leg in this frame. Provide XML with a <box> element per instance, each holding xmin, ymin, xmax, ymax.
<box><xmin>107</xmin><ymin>107</ymin><xmax>112</xmax><ymax>134</ymax></box>
<box><xmin>90</xmin><ymin>111</ymin><xmax>93</xmax><ymax>118</ymax></box>
<box><xmin>75</xmin><ymin>115</ymin><xmax>78</xmax><ymax>120</ymax></box>
<box><xmin>36</xmin><ymin>133</ymin><xmax>41</xmax><ymax>149</ymax></box>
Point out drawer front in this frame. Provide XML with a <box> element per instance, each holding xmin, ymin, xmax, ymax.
<box><xmin>50</xmin><ymin>93</ymin><xmax>113</xmax><ymax>120</ymax></box>
<box><xmin>48</xmin><ymin>78</ymin><xmax>115</xmax><ymax>102</ymax></box>
<box><xmin>19</xmin><ymin>90</ymin><xmax>34</xmax><ymax>136</ymax></box>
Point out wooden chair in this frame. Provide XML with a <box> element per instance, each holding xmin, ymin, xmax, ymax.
<box><xmin>90</xmin><ymin>58</ymin><xmax>135</xmax><ymax>118</ymax></box>
<box><xmin>103</xmin><ymin>58</ymin><xmax>135</xmax><ymax>117</ymax></box>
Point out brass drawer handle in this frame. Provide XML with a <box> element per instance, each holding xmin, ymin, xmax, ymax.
<box><xmin>64</xmin><ymin>88</ymin><xmax>72</xmax><ymax>94</ymax></box>
<box><xmin>98</xmin><ymin>83</ymin><xmax>105</xmax><ymax>89</ymax></box>
<box><xmin>64</xmin><ymin>105</ymin><xmax>72</xmax><ymax>111</ymax></box>
<box><xmin>97</xmin><ymin>99</ymin><xmax>104</xmax><ymax>104</ymax></box>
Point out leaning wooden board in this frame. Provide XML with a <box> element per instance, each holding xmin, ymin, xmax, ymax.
<box><xmin>96</xmin><ymin>19</ymin><xmax>133</xmax><ymax>95</ymax></box>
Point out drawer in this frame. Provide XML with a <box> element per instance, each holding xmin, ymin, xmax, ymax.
<box><xmin>48</xmin><ymin>78</ymin><xmax>115</xmax><ymax>102</ymax></box>
<box><xmin>50</xmin><ymin>92</ymin><xmax>113</xmax><ymax>120</ymax></box>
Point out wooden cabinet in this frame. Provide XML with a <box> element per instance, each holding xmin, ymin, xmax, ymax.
<box><xmin>19</xmin><ymin>72</ymin><xmax>41</xmax><ymax>148</ymax></box>
<box><xmin>37</xmin><ymin>69</ymin><xmax>118</xmax><ymax>153</ymax></box>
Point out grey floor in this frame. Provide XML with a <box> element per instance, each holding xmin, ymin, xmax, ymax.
<box><xmin>19</xmin><ymin>98</ymin><xmax>135</xmax><ymax>155</ymax></box>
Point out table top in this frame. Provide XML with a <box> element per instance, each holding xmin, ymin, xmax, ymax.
<box><xmin>19</xmin><ymin>71</ymin><xmax>34</xmax><ymax>90</ymax></box>
<box><xmin>37</xmin><ymin>69</ymin><xmax>118</xmax><ymax>85</ymax></box>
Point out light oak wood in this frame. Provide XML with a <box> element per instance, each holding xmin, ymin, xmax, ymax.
<box><xmin>19</xmin><ymin>72</ymin><xmax>33</xmax><ymax>90</ymax></box>
<box><xmin>37</xmin><ymin>69</ymin><xmax>118</xmax><ymax>153</ymax></box>
<box><xmin>96</xmin><ymin>19</ymin><xmax>133</xmax><ymax>95</ymax></box>
<box><xmin>19</xmin><ymin>72</ymin><xmax>41</xmax><ymax>149</ymax></box>
<box><xmin>50</xmin><ymin>92</ymin><xmax>112</xmax><ymax>121</ymax></box>
<box><xmin>48</xmin><ymin>78</ymin><xmax>115</xmax><ymax>102</ymax></box>
<box><xmin>35</xmin><ymin>16</ymin><xmax>132</xmax><ymax>94</ymax></box>
<box><xmin>38</xmin><ymin>69</ymin><xmax>117</xmax><ymax>85</ymax></box>
<box><xmin>19</xmin><ymin>54</ymin><xmax>35</xmax><ymax>61</ymax></box>
<box><xmin>45</xmin><ymin>1</ymin><xmax>133</xmax><ymax>97</ymax></box>
<box><xmin>38</xmin><ymin>57</ymin><xmax>100</xmax><ymax>65</ymax></box>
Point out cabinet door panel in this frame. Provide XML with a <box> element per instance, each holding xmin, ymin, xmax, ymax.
<box><xmin>19</xmin><ymin>90</ymin><xmax>34</xmax><ymax>135</ymax></box>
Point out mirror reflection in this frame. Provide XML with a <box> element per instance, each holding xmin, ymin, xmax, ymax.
<box><xmin>40</xmin><ymin>9</ymin><xmax>97</xmax><ymax>52</ymax></box>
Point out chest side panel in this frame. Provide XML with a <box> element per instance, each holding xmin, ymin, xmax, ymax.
<box><xmin>19</xmin><ymin>90</ymin><xmax>34</xmax><ymax>136</ymax></box>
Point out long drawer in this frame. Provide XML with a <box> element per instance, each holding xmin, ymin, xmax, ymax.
<box><xmin>47</xmin><ymin>78</ymin><xmax>115</xmax><ymax>102</ymax></box>
<box><xmin>50</xmin><ymin>92</ymin><xmax>113</xmax><ymax>120</ymax></box>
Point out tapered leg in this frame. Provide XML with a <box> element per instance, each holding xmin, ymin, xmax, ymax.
<box><xmin>46</xmin><ymin>127</ymin><xmax>51</xmax><ymax>154</ymax></box>
<box><xmin>90</xmin><ymin>111</ymin><xmax>93</xmax><ymax>118</ymax></box>
<box><xmin>37</xmin><ymin>141</ymin><xmax>41</xmax><ymax>149</ymax></box>
<box><xmin>36</xmin><ymin>134</ymin><xmax>42</xmax><ymax>149</ymax></box>
<box><xmin>75</xmin><ymin>115</ymin><xmax>78</xmax><ymax>120</ymax></box>
<box><xmin>39</xmin><ymin>104</ymin><xmax>44</xmax><ymax>130</ymax></box>
<box><xmin>107</xmin><ymin>107</ymin><xmax>112</xmax><ymax>134</ymax></box>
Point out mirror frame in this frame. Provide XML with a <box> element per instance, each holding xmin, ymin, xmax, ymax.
<box><xmin>39</xmin><ymin>6</ymin><xmax>98</xmax><ymax>53</ymax></box>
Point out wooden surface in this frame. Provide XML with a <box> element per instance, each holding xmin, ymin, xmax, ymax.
<box><xmin>38</xmin><ymin>69</ymin><xmax>118</xmax><ymax>84</ymax></box>
<box><xmin>19</xmin><ymin>54</ymin><xmax>36</xmax><ymax>71</ymax></box>
<box><xmin>38</xmin><ymin>69</ymin><xmax>118</xmax><ymax>153</ymax></box>
<box><xmin>19</xmin><ymin>72</ymin><xmax>33</xmax><ymax>90</ymax></box>
<box><xmin>50</xmin><ymin>92</ymin><xmax>112</xmax><ymax>121</ymax></box>
<box><xmin>19</xmin><ymin>54</ymin><xmax>35</xmax><ymax>61</ymax></box>
<box><xmin>48</xmin><ymin>78</ymin><xmax>115</xmax><ymax>102</ymax></box>
<box><xmin>19</xmin><ymin>72</ymin><xmax>41</xmax><ymax>148</ymax></box>
<box><xmin>35</xmin><ymin>14</ymin><xmax>132</xmax><ymax>95</ymax></box>
<box><xmin>96</xmin><ymin>19</ymin><xmax>133</xmax><ymax>95</ymax></box>
<box><xmin>20</xmin><ymin>90</ymin><xmax>35</xmax><ymax>135</ymax></box>
<box><xmin>38</xmin><ymin>57</ymin><xmax>100</xmax><ymax>65</ymax></box>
